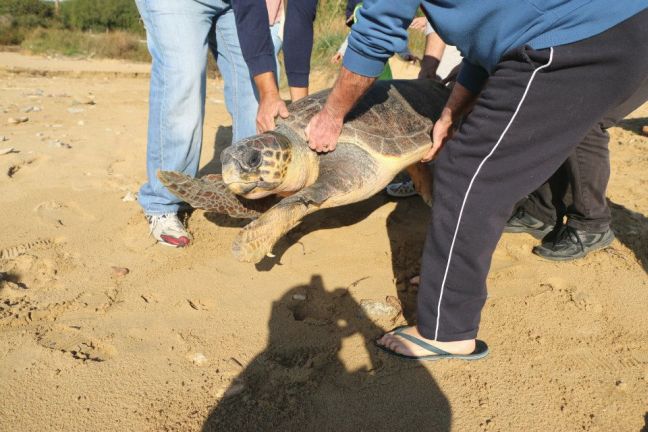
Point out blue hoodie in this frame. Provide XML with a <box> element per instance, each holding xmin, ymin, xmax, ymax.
<box><xmin>343</xmin><ymin>0</ymin><xmax>648</xmax><ymax>94</ymax></box>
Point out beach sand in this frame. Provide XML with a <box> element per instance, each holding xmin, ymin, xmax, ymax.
<box><xmin>0</xmin><ymin>53</ymin><xmax>647</xmax><ymax>431</ymax></box>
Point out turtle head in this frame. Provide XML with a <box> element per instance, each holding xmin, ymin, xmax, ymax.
<box><xmin>221</xmin><ymin>131</ymin><xmax>293</xmax><ymax>198</ymax></box>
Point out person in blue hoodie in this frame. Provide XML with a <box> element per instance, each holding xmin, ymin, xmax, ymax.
<box><xmin>306</xmin><ymin>1</ymin><xmax>648</xmax><ymax>361</ymax></box>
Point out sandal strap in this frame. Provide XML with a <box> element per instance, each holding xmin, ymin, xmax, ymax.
<box><xmin>393</xmin><ymin>327</ymin><xmax>450</xmax><ymax>356</ymax></box>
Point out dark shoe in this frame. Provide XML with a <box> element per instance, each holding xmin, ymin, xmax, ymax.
<box><xmin>532</xmin><ymin>226</ymin><xmax>615</xmax><ymax>261</ymax></box>
<box><xmin>504</xmin><ymin>208</ymin><xmax>555</xmax><ymax>240</ymax></box>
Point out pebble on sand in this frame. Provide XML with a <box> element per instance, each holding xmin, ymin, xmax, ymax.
<box><xmin>0</xmin><ymin>147</ymin><xmax>17</xmax><ymax>155</ymax></box>
<box><xmin>359</xmin><ymin>299</ymin><xmax>400</xmax><ymax>319</ymax></box>
<box><xmin>641</xmin><ymin>125</ymin><xmax>648</xmax><ymax>136</ymax></box>
<box><xmin>7</xmin><ymin>117</ymin><xmax>28</xmax><ymax>125</ymax></box>
<box><xmin>111</xmin><ymin>266</ymin><xmax>130</xmax><ymax>277</ymax></box>
<box><xmin>0</xmin><ymin>136</ymin><xmax>7</xmax><ymax>141</ymax></box>
<box><xmin>190</xmin><ymin>352</ymin><xmax>208</xmax><ymax>366</ymax></box>
<box><xmin>50</xmin><ymin>140</ymin><xmax>72</xmax><ymax>149</ymax></box>
<box><xmin>122</xmin><ymin>191</ymin><xmax>138</xmax><ymax>202</ymax></box>
<box><xmin>292</xmin><ymin>293</ymin><xmax>307</xmax><ymax>301</ymax></box>
<box><xmin>73</xmin><ymin>95</ymin><xmax>96</xmax><ymax>105</ymax></box>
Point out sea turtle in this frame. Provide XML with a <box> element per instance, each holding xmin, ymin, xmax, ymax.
<box><xmin>158</xmin><ymin>79</ymin><xmax>450</xmax><ymax>263</ymax></box>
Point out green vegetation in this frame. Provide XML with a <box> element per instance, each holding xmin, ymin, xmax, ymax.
<box><xmin>0</xmin><ymin>0</ymin><xmax>423</xmax><ymax>73</ymax></box>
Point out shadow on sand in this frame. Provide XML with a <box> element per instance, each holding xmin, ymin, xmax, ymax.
<box><xmin>616</xmin><ymin>116</ymin><xmax>648</xmax><ymax>136</ymax></box>
<box><xmin>609</xmin><ymin>199</ymin><xmax>648</xmax><ymax>273</ymax></box>
<box><xmin>201</xmin><ymin>275</ymin><xmax>450</xmax><ymax>432</ymax></box>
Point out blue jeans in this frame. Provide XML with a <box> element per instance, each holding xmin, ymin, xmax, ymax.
<box><xmin>136</xmin><ymin>0</ymin><xmax>282</xmax><ymax>215</ymax></box>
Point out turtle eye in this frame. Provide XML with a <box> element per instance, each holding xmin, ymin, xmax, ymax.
<box><xmin>247</xmin><ymin>150</ymin><xmax>262</xmax><ymax>168</ymax></box>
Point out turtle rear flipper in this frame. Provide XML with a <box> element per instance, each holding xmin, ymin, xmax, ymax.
<box><xmin>157</xmin><ymin>170</ymin><xmax>278</xmax><ymax>219</ymax></box>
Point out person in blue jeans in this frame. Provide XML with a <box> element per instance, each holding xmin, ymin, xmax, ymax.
<box><xmin>135</xmin><ymin>0</ymin><xmax>288</xmax><ymax>247</ymax></box>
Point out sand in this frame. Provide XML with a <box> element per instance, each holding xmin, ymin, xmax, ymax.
<box><xmin>0</xmin><ymin>52</ymin><xmax>647</xmax><ymax>432</ymax></box>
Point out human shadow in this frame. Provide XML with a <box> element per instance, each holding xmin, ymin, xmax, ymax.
<box><xmin>609</xmin><ymin>199</ymin><xmax>648</xmax><ymax>273</ymax></box>
<box><xmin>616</xmin><ymin>117</ymin><xmax>648</xmax><ymax>136</ymax></box>
<box><xmin>641</xmin><ymin>412</ymin><xmax>648</xmax><ymax>432</ymax></box>
<box><xmin>198</xmin><ymin>125</ymin><xmax>233</xmax><ymax>177</ymax></box>
<box><xmin>202</xmin><ymin>275</ymin><xmax>451</xmax><ymax>432</ymax></box>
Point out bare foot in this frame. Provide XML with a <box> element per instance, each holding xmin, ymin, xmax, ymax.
<box><xmin>376</xmin><ymin>326</ymin><xmax>475</xmax><ymax>357</ymax></box>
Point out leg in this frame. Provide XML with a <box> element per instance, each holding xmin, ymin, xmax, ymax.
<box><xmin>519</xmin><ymin>163</ymin><xmax>569</xmax><ymax>226</ymax></box>
<box><xmin>213</xmin><ymin>9</ymin><xmax>260</xmax><ymax>143</ymax></box>
<box><xmin>135</xmin><ymin>0</ymin><xmax>216</xmax><ymax>215</ymax></box>
<box><xmin>406</xmin><ymin>163</ymin><xmax>433</xmax><ymax>206</ymax></box>
<box><xmin>382</xmin><ymin>11</ymin><xmax>648</xmax><ymax>357</ymax></box>
<box><xmin>565</xmin><ymin>77</ymin><xmax>648</xmax><ymax>232</ymax></box>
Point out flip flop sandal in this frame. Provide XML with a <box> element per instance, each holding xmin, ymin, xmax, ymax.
<box><xmin>375</xmin><ymin>326</ymin><xmax>490</xmax><ymax>361</ymax></box>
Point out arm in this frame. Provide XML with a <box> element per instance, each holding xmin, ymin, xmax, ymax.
<box><xmin>231</xmin><ymin>0</ymin><xmax>288</xmax><ymax>131</ymax></box>
<box><xmin>306</xmin><ymin>0</ymin><xmax>420</xmax><ymax>152</ymax></box>
<box><xmin>283</xmin><ymin>0</ymin><xmax>318</xmax><ymax>101</ymax></box>
<box><xmin>422</xmin><ymin>82</ymin><xmax>478</xmax><ymax>162</ymax></box>
<box><xmin>419</xmin><ymin>31</ymin><xmax>446</xmax><ymax>80</ymax></box>
<box><xmin>305</xmin><ymin>67</ymin><xmax>376</xmax><ymax>153</ymax></box>
<box><xmin>456</xmin><ymin>58</ymin><xmax>489</xmax><ymax>95</ymax></box>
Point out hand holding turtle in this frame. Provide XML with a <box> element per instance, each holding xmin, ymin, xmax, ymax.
<box><xmin>254</xmin><ymin>71</ymin><xmax>289</xmax><ymax>133</ymax></box>
<box><xmin>421</xmin><ymin>82</ymin><xmax>478</xmax><ymax>162</ymax></box>
<box><xmin>306</xmin><ymin>67</ymin><xmax>376</xmax><ymax>153</ymax></box>
<box><xmin>422</xmin><ymin>113</ymin><xmax>453</xmax><ymax>162</ymax></box>
<box><xmin>306</xmin><ymin>106</ymin><xmax>344</xmax><ymax>153</ymax></box>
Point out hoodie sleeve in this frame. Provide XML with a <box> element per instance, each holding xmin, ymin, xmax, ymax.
<box><xmin>283</xmin><ymin>0</ymin><xmax>318</xmax><ymax>87</ymax></box>
<box><xmin>342</xmin><ymin>0</ymin><xmax>420</xmax><ymax>77</ymax></box>
<box><xmin>456</xmin><ymin>59</ymin><xmax>489</xmax><ymax>94</ymax></box>
<box><xmin>231</xmin><ymin>0</ymin><xmax>276</xmax><ymax>77</ymax></box>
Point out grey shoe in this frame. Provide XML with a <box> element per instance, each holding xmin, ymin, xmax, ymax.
<box><xmin>504</xmin><ymin>208</ymin><xmax>555</xmax><ymax>240</ymax></box>
<box><xmin>532</xmin><ymin>226</ymin><xmax>615</xmax><ymax>261</ymax></box>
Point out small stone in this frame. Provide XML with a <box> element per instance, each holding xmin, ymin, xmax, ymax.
<box><xmin>0</xmin><ymin>147</ymin><xmax>16</xmax><ymax>155</ymax></box>
<box><xmin>67</xmin><ymin>107</ymin><xmax>85</xmax><ymax>114</ymax></box>
<box><xmin>50</xmin><ymin>140</ymin><xmax>72</xmax><ymax>149</ymax></box>
<box><xmin>642</xmin><ymin>125</ymin><xmax>648</xmax><ymax>136</ymax></box>
<box><xmin>23</xmin><ymin>89</ymin><xmax>43</xmax><ymax>97</ymax></box>
<box><xmin>359</xmin><ymin>299</ymin><xmax>400</xmax><ymax>319</ymax></box>
<box><xmin>7</xmin><ymin>117</ymin><xmax>28</xmax><ymax>125</ymax></box>
<box><xmin>292</xmin><ymin>293</ymin><xmax>307</xmax><ymax>301</ymax></box>
<box><xmin>615</xmin><ymin>380</ymin><xmax>627</xmax><ymax>391</ymax></box>
<box><xmin>111</xmin><ymin>266</ymin><xmax>130</xmax><ymax>277</ymax></box>
<box><xmin>35</xmin><ymin>132</ymin><xmax>44</xmax><ymax>137</ymax></box>
<box><xmin>190</xmin><ymin>352</ymin><xmax>208</xmax><ymax>366</ymax></box>
<box><xmin>222</xmin><ymin>382</ymin><xmax>245</xmax><ymax>398</ymax></box>
<box><xmin>122</xmin><ymin>191</ymin><xmax>138</xmax><ymax>202</ymax></box>
<box><xmin>22</xmin><ymin>106</ymin><xmax>34</xmax><ymax>113</ymax></box>
<box><xmin>73</xmin><ymin>95</ymin><xmax>95</xmax><ymax>105</ymax></box>
<box><xmin>0</xmin><ymin>136</ymin><xmax>7</xmax><ymax>142</ymax></box>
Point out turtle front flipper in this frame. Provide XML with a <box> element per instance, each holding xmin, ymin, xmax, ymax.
<box><xmin>157</xmin><ymin>170</ymin><xmax>279</xmax><ymax>219</ymax></box>
<box><xmin>232</xmin><ymin>184</ymin><xmax>332</xmax><ymax>263</ymax></box>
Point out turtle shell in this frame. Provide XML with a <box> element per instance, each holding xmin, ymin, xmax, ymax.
<box><xmin>279</xmin><ymin>79</ymin><xmax>450</xmax><ymax>157</ymax></box>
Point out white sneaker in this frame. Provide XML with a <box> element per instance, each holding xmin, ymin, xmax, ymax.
<box><xmin>385</xmin><ymin>180</ymin><xmax>417</xmax><ymax>198</ymax></box>
<box><xmin>146</xmin><ymin>213</ymin><xmax>191</xmax><ymax>247</ymax></box>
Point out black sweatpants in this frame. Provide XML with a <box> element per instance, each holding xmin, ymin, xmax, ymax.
<box><xmin>519</xmin><ymin>78</ymin><xmax>648</xmax><ymax>233</ymax></box>
<box><xmin>417</xmin><ymin>9</ymin><xmax>648</xmax><ymax>342</ymax></box>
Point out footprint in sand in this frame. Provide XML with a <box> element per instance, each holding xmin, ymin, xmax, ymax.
<box><xmin>36</xmin><ymin>325</ymin><xmax>116</xmax><ymax>362</ymax></box>
<box><xmin>34</xmin><ymin>200</ymin><xmax>95</xmax><ymax>227</ymax></box>
<box><xmin>0</xmin><ymin>239</ymin><xmax>54</xmax><ymax>260</ymax></box>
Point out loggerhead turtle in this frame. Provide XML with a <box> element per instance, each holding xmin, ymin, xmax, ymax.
<box><xmin>158</xmin><ymin>79</ymin><xmax>450</xmax><ymax>263</ymax></box>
